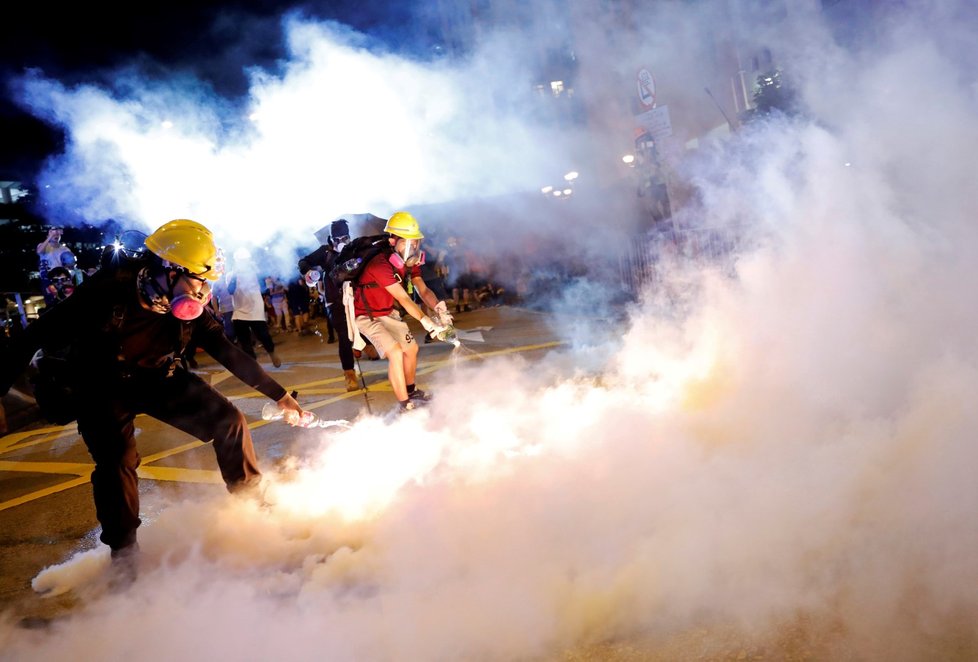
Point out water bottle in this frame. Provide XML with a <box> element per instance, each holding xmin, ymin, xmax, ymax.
<box><xmin>260</xmin><ymin>402</ymin><xmax>351</xmax><ymax>429</ymax></box>
<box><xmin>336</xmin><ymin>257</ymin><xmax>361</xmax><ymax>279</ymax></box>
<box><xmin>436</xmin><ymin>325</ymin><xmax>460</xmax><ymax>348</ymax></box>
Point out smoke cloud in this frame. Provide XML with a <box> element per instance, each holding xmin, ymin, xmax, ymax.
<box><xmin>3</xmin><ymin>0</ymin><xmax>978</xmax><ymax>659</ymax></box>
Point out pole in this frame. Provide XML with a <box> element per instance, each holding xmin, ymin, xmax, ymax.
<box><xmin>705</xmin><ymin>86</ymin><xmax>737</xmax><ymax>133</ymax></box>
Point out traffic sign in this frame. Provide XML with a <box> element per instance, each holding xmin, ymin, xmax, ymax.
<box><xmin>637</xmin><ymin>68</ymin><xmax>656</xmax><ymax>108</ymax></box>
<box><xmin>636</xmin><ymin>105</ymin><xmax>672</xmax><ymax>140</ymax></box>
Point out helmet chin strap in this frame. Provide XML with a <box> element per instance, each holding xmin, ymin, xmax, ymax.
<box><xmin>139</xmin><ymin>267</ymin><xmax>190</xmax><ymax>313</ymax></box>
<box><xmin>137</xmin><ymin>267</ymin><xmax>173</xmax><ymax>314</ymax></box>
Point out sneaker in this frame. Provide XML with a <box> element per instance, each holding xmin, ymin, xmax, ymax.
<box><xmin>399</xmin><ymin>400</ymin><xmax>426</xmax><ymax>414</ymax></box>
<box><xmin>408</xmin><ymin>388</ymin><xmax>432</xmax><ymax>402</ymax></box>
<box><xmin>270</xmin><ymin>351</ymin><xmax>282</xmax><ymax>368</ymax></box>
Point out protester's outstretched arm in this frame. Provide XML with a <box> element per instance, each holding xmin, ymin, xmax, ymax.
<box><xmin>200</xmin><ymin>326</ymin><xmax>309</xmax><ymax>426</ymax></box>
<box><xmin>198</xmin><ymin>319</ymin><xmax>287</xmax><ymax>400</ymax></box>
<box><xmin>387</xmin><ymin>282</ymin><xmax>445</xmax><ymax>337</ymax></box>
<box><xmin>411</xmin><ymin>277</ymin><xmax>440</xmax><ymax>311</ymax></box>
<box><xmin>387</xmin><ymin>282</ymin><xmax>426</xmax><ymax>322</ymax></box>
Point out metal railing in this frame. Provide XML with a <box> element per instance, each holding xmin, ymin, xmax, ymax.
<box><xmin>619</xmin><ymin>223</ymin><xmax>748</xmax><ymax>297</ymax></box>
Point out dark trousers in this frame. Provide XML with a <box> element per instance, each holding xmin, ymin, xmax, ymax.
<box><xmin>321</xmin><ymin>303</ymin><xmax>336</xmax><ymax>341</ymax></box>
<box><xmin>232</xmin><ymin>319</ymin><xmax>275</xmax><ymax>358</ymax></box>
<box><xmin>220</xmin><ymin>311</ymin><xmax>236</xmax><ymax>342</ymax></box>
<box><xmin>326</xmin><ymin>301</ymin><xmax>354</xmax><ymax>370</ymax></box>
<box><xmin>77</xmin><ymin>368</ymin><xmax>261</xmax><ymax>550</ymax></box>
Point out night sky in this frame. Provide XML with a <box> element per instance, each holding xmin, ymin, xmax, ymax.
<box><xmin>0</xmin><ymin>1</ymin><xmax>426</xmax><ymax>181</ymax></box>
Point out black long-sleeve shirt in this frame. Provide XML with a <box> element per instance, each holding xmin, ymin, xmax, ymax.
<box><xmin>0</xmin><ymin>268</ymin><xmax>286</xmax><ymax>402</ymax></box>
<box><xmin>298</xmin><ymin>245</ymin><xmax>341</xmax><ymax>304</ymax></box>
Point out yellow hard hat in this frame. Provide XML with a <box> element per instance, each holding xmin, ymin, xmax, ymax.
<box><xmin>384</xmin><ymin>211</ymin><xmax>424</xmax><ymax>239</ymax></box>
<box><xmin>144</xmin><ymin>219</ymin><xmax>220</xmax><ymax>280</ymax></box>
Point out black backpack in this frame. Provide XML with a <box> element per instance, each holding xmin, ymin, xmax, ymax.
<box><xmin>29</xmin><ymin>233</ymin><xmax>153</xmax><ymax>425</ymax></box>
<box><xmin>328</xmin><ymin>234</ymin><xmax>392</xmax><ymax>286</ymax></box>
<box><xmin>29</xmin><ymin>296</ymin><xmax>129</xmax><ymax>426</ymax></box>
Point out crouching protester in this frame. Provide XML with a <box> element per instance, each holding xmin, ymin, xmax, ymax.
<box><xmin>0</xmin><ymin>219</ymin><xmax>307</xmax><ymax>567</ymax></box>
<box><xmin>348</xmin><ymin>211</ymin><xmax>454</xmax><ymax>413</ymax></box>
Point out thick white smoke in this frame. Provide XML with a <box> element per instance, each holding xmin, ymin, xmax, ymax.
<box><xmin>14</xmin><ymin>16</ymin><xmax>573</xmax><ymax>253</ymax></box>
<box><xmin>3</xmin><ymin>1</ymin><xmax>978</xmax><ymax>660</ymax></box>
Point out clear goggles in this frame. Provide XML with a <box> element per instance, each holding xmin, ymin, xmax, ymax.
<box><xmin>396</xmin><ymin>238</ymin><xmax>425</xmax><ymax>267</ymax></box>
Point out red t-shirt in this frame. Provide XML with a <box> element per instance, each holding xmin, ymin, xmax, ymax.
<box><xmin>354</xmin><ymin>254</ymin><xmax>421</xmax><ymax>317</ymax></box>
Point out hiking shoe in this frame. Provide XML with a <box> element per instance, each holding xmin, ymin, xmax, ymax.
<box><xmin>270</xmin><ymin>351</ymin><xmax>282</xmax><ymax>368</ymax></box>
<box><xmin>408</xmin><ymin>388</ymin><xmax>432</xmax><ymax>402</ymax></box>
<box><xmin>343</xmin><ymin>370</ymin><xmax>359</xmax><ymax>392</ymax></box>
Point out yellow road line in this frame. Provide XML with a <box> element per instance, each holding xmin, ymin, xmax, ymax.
<box><xmin>0</xmin><ymin>463</ymin><xmax>224</xmax><ymax>511</ymax></box>
<box><xmin>0</xmin><ymin>477</ymin><xmax>90</xmax><ymax>512</ymax></box>
<box><xmin>140</xmin><ymin>440</ymin><xmax>207</xmax><ymax>464</ymax></box>
<box><xmin>0</xmin><ymin>460</ymin><xmax>92</xmax><ymax>475</ymax></box>
<box><xmin>138</xmin><ymin>466</ymin><xmax>222</xmax><ymax>485</ymax></box>
<box><xmin>0</xmin><ymin>425</ymin><xmax>78</xmax><ymax>453</ymax></box>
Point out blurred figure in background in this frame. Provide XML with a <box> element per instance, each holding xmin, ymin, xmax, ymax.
<box><xmin>229</xmin><ymin>249</ymin><xmax>281</xmax><ymax>368</ymax></box>
<box><xmin>265</xmin><ymin>276</ymin><xmax>290</xmax><ymax>332</ymax></box>
<box><xmin>61</xmin><ymin>250</ymin><xmax>86</xmax><ymax>288</ymax></box>
<box><xmin>286</xmin><ymin>274</ymin><xmax>311</xmax><ymax>335</ymax></box>
<box><xmin>43</xmin><ymin>266</ymin><xmax>76</xmax><ymax>305</ymax></box>
<box><xmin>299</xmin><ymin>218</ymin><xmax>362</xmax><ymax>391</ymax></box>
<box><xmin>443</xmin><ymin>236</ymin><xmax>474</xmax><ymax>313</ymax></box>
<box><xmin>210</xmin><ymin>272</ymin><xmax>236</xmax><ymax>342</ymax></box>
<box><xmin>37</xmin><ymin>226</ymin><xmax>72</xmax><ymax>306</ymax></box>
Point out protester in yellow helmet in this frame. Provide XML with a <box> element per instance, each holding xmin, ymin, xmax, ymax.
<box><xmin>0</xmin><ymin>219</ymin><xmax>306</xmax><ymax>577</ymax></box>
<box><xmin>350</xmin><ymin>211</ymin><xmax>455</xmax><ymax>413</ymax></box>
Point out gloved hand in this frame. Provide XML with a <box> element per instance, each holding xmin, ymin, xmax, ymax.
<box><xmin>420</xmin><ymin>315</ymin><xmax>447</xmax><ymax>339</ymax></box>
<box><xmin>434</xmin><ymin>300</ymin><xmax>453</xmax><ymax>327</ymax></box>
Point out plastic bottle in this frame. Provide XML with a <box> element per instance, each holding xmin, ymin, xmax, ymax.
<box><xmin>260</xmin><ymin>403</ymin><xmax>350</xmax><ymax>429</ymax></box>
<box><xmin>336</xmin><ymin>257</ymin><xmax>362</xmax><ymax>279</ymax></box>
<box><xmin>436</xmin><ymin>325</ymin><xmax>460</xmax><ymax>347</ymax></box>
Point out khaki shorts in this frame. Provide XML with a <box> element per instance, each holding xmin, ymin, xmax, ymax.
<box><xmin>355</xmin><ymin>312</ymin><xmax>416</xmax><ymax>359</ymax></box>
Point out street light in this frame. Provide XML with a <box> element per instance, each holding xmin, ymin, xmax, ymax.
<box><xmin>622</xmin><ymin>154</ymin><xmax>635</xmax><ymax>165</ymax></box>
<box><xmin>541</xmin><ymin>186</ymin><xmax>553</xmax><ymax>194</ymax></box>
<box><xmin>564</xmin><ymin>171</ymin><xmax>579</xmax><ymax>182</ymax></box>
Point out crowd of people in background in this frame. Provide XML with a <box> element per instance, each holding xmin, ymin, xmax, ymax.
<box><xmin>2</xmin><ymin>217</ymin><xmax>569</xmax><ymax>351</ymax></box>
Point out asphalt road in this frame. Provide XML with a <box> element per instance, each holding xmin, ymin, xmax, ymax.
<box><xmin>0</xmin><ymin>305</ymin><xmax>564</xmax><ymax>623</ymax></box>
